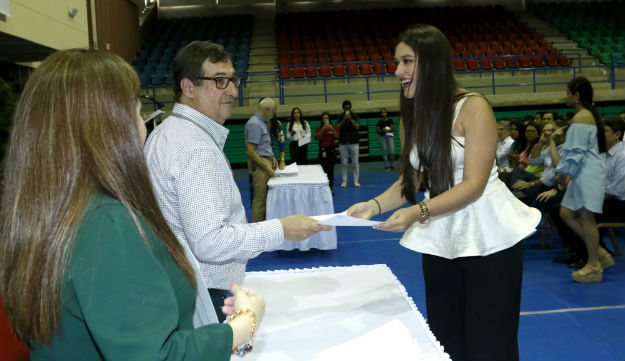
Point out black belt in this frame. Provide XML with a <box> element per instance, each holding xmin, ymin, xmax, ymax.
<box><xmin>208</xmin><ymin>288</ymin><xmax>228</xmax><ymax>297</ymax></box>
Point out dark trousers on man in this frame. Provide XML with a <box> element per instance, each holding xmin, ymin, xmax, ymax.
<box><xmin>208</xmin><ymin>288</ymin><xmax>228</xmax><ymax>323</ymax></box>
<box><xmin>422</xmin><ymin>242</ymin><xmax>523</xmax><ymax>361</ymax></box>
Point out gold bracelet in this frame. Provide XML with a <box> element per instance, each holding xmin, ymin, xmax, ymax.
<box><xmin>229</xmin><ymin>308</ymin><xmax>257</xmax><ymax>355</ymax></box>
<box><xmin>418</xmin><ymin>201</ymin><xmax>431</xmax><ymax>224</ymax></box>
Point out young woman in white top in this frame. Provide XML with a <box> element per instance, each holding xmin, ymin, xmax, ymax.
<box><xmin>287</xmin><ymin>107</ymin><xmax>311</xmax><ymax>165</ymax></box>
<box><xmin>347</xmin><ymin>25</ymin><xmax>540</xmax><ymax>361</ymax></box>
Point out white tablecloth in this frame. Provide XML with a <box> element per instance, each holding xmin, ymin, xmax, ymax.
<box><xmin>241</xmin><ymin>264</ymin><xmax>451</xmax><ymax>361</ymax></box>
<box><xmin>267</xmin><ymin>165</ymin><xmax>337</xmax><ymax>250</ymax></box>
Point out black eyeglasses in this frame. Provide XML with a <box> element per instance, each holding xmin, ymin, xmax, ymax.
<box><xmin>196</xmin><ymin>75</ymin><xmax>241</xmax><ymax>89</ymax></box>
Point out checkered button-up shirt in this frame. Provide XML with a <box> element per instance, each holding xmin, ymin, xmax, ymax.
<box><xmin>144</xmin><ymin>103</ymin><xmax>284</xmax><ymax>289</ymax></box>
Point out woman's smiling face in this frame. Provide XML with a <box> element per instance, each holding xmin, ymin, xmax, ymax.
<box><xmin>395</xmin><ymin>41</ymin><xmax>417</xmax><ymax>99</ymax></box>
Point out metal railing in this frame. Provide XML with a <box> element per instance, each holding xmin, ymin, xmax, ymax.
<box><xmin>141</xmin><ymin>52</ymin><xmax>625</xmax><ymax>111</ymax></box>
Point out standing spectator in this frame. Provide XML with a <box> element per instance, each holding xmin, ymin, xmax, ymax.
<box><xmin>556</xmin><ymin>76</ymin><xmax>608</xmax><ymax>283</ymax></box>
<box><xmin>287</xmin><ymin>107</ymin><xmax>311</xmax><ymax>165</ymax></box>
<box><xmin>496</xmin><ymin>118</ymin><xmax>515</xmax><ymax>169</ymax></box>
<box><xmin>337</xmin><ymin>100</ymin><xmax>361</xmax><ymax>187</ymax></box>
<box><xmin>246</xmin><ymin>97</ymin><xmax>279</xmax><ymax>222</ymax></box>
<box><xmin>595</xmin><ymin>117</ymin><xmax>625</xmax><ymax>261</ymax></box>
<box><xmin>347</xmin><ymin>25</ymin><xmax>540</xmax><ymax>361</ymax></box>
<box><xmin>377</xmin><ymin>107</ymin><xmax>396</xmax><ymax>171</ymax></box>
<box><xmin>249</xmin><ymin>114</ymin><xmax>285</xmax><ymax>204</ymax></box>
<box><xmin>144</xmin><ymin>42</ymin><xmax>330</xmax><ymax>321</ymax></box>
<box><xmin>269</xmin><ymin>115</ymin><xmax>286</xmax><ymax>170</ymax></box>
<box><xmin>315</xmin><ymin>111</ymin><xmax>340</xmax><ymax>191</ymax></box>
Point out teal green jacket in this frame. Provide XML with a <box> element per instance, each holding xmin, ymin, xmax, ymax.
<box><xmin>30</xmin><ymin>192</ymin><xmax>233</xmax><ymax>361</ymax></box>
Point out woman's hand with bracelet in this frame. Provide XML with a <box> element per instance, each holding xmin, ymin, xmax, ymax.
<box><xmin>374</xmin><ymin>205</ymin><xmax>421</xmax><ymax>232</ymax></box>
<box><xmin>228</xmin><ymin>283</ymin><xmax>266</xmax><ymax>353</ymax></box>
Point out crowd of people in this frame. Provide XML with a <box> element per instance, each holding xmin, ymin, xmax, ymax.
<box><xmin>497</xmin><ymin>77</ymin><xmax>624</xmax><ymax>283</ymax></box>
<box><xmin>0</xmin><ymin>22</ymin><xmax>623</xmax><ymax>361</ymax></box>
<box><xmin>249</xmin><ymin>100</ymin><xmax>397</xmax><ymax>193</ymax></box>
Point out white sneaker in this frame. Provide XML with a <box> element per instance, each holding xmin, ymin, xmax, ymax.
<box><xmin>354</xmin><ymin>181</ymin><xmax>360</xmax><ymax>187</ymax></box>
<box><xmin>341</xmin><ymin>180</ymin><xmax>347</xmax><ymax>188</ymax></box>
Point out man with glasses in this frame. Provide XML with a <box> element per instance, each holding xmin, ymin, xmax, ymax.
<box><xmin>144</xmin><ymin>41</ymin><xmax>330</xmax><ymax>323</ymax></box>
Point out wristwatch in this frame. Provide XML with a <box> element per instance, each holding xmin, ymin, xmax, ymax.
<box><xmin>418</xmin><ymin>202</ymin><xmax>431</xmax><ymax>224</ymax></box>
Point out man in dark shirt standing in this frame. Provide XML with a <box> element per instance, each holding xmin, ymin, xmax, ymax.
<box><xmin>337</xmin><ymin>100</ymin><xmax>360</xmax><ymax>187</ymax></box>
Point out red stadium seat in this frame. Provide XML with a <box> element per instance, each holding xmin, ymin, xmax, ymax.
<box><xmin>348</xmin><ymin>63</ymin><xmax>359</xmax><ymax>75</ymax></box>
<box><xmin>360</xmin><ymin>62</ymin><xmax>373</xmax><ymax>75</ymax></box>
<box><xmin>279</xmin><ymin>67</ymin><xmax>292</xmax><ymax>78</ymax></box>
<box><xmin>493</xmin><ymin>57</ymin><xmax>506</xmax><ymax>69</ymax></box>
<box><xmin>333</xmin><ymin>64</ymin><xmax>346</xmax><ymax>76</ymax></box>
<box><xmin>466</xmin><ymin>59</ymin><xmax>480</xmax><ymax>70</ymax></box>
<box><xmin>505</xmin><ymin>57</ymin><xmax>518</xmax><ymax>69</ymax></box>
<box><xmin>531</xmin><ymin>56</ymin><xmax>545</xmax><ymax>67</ymax></box>
<box><xmin>557</xmin><ymin>55</ymin><xmax>572</xmax><ymax>66</ymax></box>
<box><xmin>292</xmin><ymin>66</ymin><xmax>306</xmax><ymax>78</ymax></box>
<box><xmin>545</xmin><ymin>55</ymin><xmax>558</xmax><ymax>67</ymax></box>
<box><xmin>305</xmin><ymin>65</ymin><xmax>317</xmax><ymax>77</ymax></box>
<box><xmin>319</xmin><ymin>65</ymin><xmax>332</xmax><ymax>77</ymax></box>
<box><xmin>454</xmin><ymin>59</ymin><xmax>466</xmax><ymax>71</ymax></box>
<box><xmin>481</xmin><ymin>58</ymin><xmax>493</xmax><ymax>70</ymax></box>
<box><xmin>330</xmin><ymin>55</ymin><xmax>342</xmax><ymax>64</ymax></box>
<box><xmin>373</xmin><ymin>62</ymin><xmax>384</xmax><ymax>74</ymax></box>
<box><xmin>519</xmin><ymin>56</ymin><xmax>532</xmax><ymax>68</ymax></box>
<box><xmin>385</xmin><ymin>62</ymin><xmax>397</xmax><ymax>74</ymax></box>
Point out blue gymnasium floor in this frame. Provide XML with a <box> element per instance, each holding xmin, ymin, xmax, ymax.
<box><xmin>234</xmin><ymin>162</ymin><xmax>625</xmax><ymax>361</ymax></box>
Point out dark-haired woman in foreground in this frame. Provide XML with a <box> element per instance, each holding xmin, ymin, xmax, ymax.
<box><xmin>347</xmin><ymin>25</ymin><xmax>540</xmax><ymax>361</ymax></box>
<box><xmin>0</xmin><ymin>49</ymin><xmax>264</xmax><ymax>360</ymax></box>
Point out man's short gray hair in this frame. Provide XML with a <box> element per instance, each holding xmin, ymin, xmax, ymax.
<box><xmin>259</xmin><ymin>97</ymin><xmax>276</xmax><ymax>110</ymax></box>
<box><xmin>498</xmin><ymin>120</ymin><xmax>511</xmax><ymax>130</ymax></box>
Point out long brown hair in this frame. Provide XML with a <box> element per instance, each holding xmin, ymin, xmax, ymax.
<box><xmin>0</xmin><ymin>49</ymin><xmax>194</xmax><ymax>345</ymax></box>
<box><xmin>398</xmin><ymin>24</ymin><xmax>463</xmax><ymax>203</ymax></box>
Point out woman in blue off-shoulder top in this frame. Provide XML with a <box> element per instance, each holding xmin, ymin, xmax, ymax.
<box><xmin>555</xmin><ymin>76</ymin><xmax>608</xmax><ymax>283</ymax></box>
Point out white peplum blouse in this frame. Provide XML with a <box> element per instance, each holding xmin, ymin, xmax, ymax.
<box><xmin>400</xmin><ymin>96</ymin><xmax>541</xmax><ymax>259</ymax></box>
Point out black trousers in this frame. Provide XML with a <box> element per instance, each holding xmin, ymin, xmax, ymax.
<box><xmin>289</xmin><ymin>142</ymin><xmax>308</xmax><ymax>165</ymax></box>
<box><xmin>208</xmin><ymin>288</ymin><xmax>228</xmax><ymax>323</ymax></box>
<box><xmin>318</xmin><ymin>146</ymin><xmax>336</xmax><ymax>189</ymax></box>
<box><xmin>422</xmin><ymin>241</ymin><xmax>523</xmax><ymax>361</ymax></box>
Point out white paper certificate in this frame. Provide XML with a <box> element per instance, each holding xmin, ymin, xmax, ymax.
<box><xmin>298</xmin><ymin>135</ymin><xmax>311</xmax><ymax>147</ymax></box>
<box><xmin>311</xmin><ymin>211</ymin><xmax>382</xmax><ymax>226</ymax></box>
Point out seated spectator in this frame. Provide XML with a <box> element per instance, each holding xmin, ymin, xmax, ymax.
<box><xmin>496</xmin><ymin>118</ymin><xmax>515</xmax><ymax>169</ymax></box>
<box><xmin>512</xmin><ymin>124</ymin><xmax>564</xmax><ymax>203</ymax></box>
<box><xmin>522</xmin><ymin>127</ymin><xmax>587</xmax><ymax>261</ymax></box>
<box><xmin>507</xmin><ymin>119</ymin><xmax>527</xmax><ymax>169</ymax></box>
<box><xmin>595</xmin><ymin>117</ymin><xmax>625</xmax><ymax>259</ymax></box>
<box><xmin>542</xmin><ymin>111</ymin><xmax>558</xmax><ymax>124</ymax></box>
<box><xmin>510</xmin><ymin>121</ymin><xmax>540</xmax><ymax>172</ymax></box>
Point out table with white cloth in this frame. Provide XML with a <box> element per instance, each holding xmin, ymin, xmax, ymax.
<box><xmin>267</xmin><ymin>164</ymin><xmax>337</xmax><ymax>251</ymax></box>
<box><xmin>241</xmin><ymin>264</ymin><xmax>451</xmax><ymax>361</ymax></box>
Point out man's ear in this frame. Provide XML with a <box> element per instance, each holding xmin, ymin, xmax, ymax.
<box><xmin>180</xmin><ymin>78</ymin><xmax>194</xmax><ymax>99</ymax></box>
